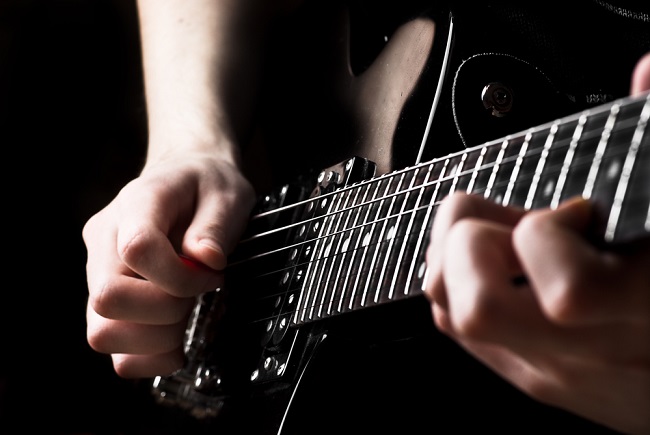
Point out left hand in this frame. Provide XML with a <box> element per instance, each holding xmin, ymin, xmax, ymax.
<box><xmin>424</xmin><ymin>192</ymin><xmax>650</xmax><ymax>434</ymax></box>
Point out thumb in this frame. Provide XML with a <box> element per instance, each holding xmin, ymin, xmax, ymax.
<box><xmin>182</xmin><ymin>194</ymin><xmax>254</xmax><ymax>271</ymax></box>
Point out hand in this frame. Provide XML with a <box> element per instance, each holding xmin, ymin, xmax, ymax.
<box><xmin>83</xmin><ymin>150</ymin><xmax>255</xmax><ymax>378</ymax></box>
<box><xmin>424</xmin><ymin>51</ymin><xmax>650</xmax><ymax>435</ymax></box>
<box><xmin>424</xmin><ymin>192</ymin><xmax>650</xmax><ymax>434</ymax></box>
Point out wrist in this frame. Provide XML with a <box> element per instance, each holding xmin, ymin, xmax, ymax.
<box><xmin>145</xmin><ymin>127</ymin><xmax>242</xmax><ymax>170</ymax></box>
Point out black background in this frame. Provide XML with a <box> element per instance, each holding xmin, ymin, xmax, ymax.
<box><xmin>0</xmin><ymin>1</ymin><xmax>632</xmax><ymax>434</ymax></box>
<box><xmin>0</xmin><ymin>1</ymin><xmax>172</xmax><ymax>433</ymax></box>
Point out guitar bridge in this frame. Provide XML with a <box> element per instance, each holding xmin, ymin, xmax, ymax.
<box><xmin>151</xmin><ymin>289</ymin><xmax>228</xmax><ymax>419</ymax></box>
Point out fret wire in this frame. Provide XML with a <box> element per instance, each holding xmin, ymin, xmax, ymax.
<box><xmin>340</xmin><ymin>176</ymin><xmax>396</xmax><ymax>312</ymax></box>
<box><xmin>358</xmin><ymin>175</ymin><xmax>396</xmax><ymax>308</ymax></box>
<box><xmin>304</xmin><ymin>195</ymin><xmax>334</xmax><ymax>320</ymax></box>
<box><xmin>525</xmin><ymin>122</ymin><xmax>559</xmax><ymax>210</ymax></box>
<box><xmin>503</xmin><ymin>130</ymin><xmax>533</xmax><ymax>206</ymax></box>
<box><xmin>298</xmin><ymin>194</ymin><xmax>333</xmax><ymax>322</ymax></box>
<box><xmin>236</xmin><ymin>115</ymin><xmax>641</xmax><ymax>256</ymax></box>
<box><xmin>385</xmin><ymin>166</ymin><xmax>425</xmax><ymax>302</ymax></box>
<box><xmin>448</xmin><ymin>151</ymin><xmax>467</xmax><ymax>195</ymax></box>
<box><xmin>416</xmin><ymin>159</ymin><xmax>449</xmax><ymax>292</ymax></box>
<box><xmin>240</xmin><ymin>93</ymin><xmax>650</xmax><ymax>325</ymax></box>
<box><xmin>235</xmin><ymin>135</ymin><xmax>636</xmax><ymax>275</ymax></box>
<box><xmin>466</xmin><ymin>146</ymin><xmax>487</xmax><ymax>193</ymax></box>
<box><xmin>366</xmin><ymin>172</ymin><xmax>409</xmax><ymax>306</ymax></box>
<box><xmin>350</xmin><ymin>171</ymin><xmax>395</xmax><ymax>308</ymax></box>
<box><xmin>605</xmin><ymin>94</ymin><xmax>650</xmax><ymax>241</ymax></box>
<box><xmin>551</xmin><ymin>114</ymin><xmax>588</xmax><ymax>209</ymax></box>
<box><xmin>583</xmin><ymin>104</ymin><xmax>620</xmax><ymax>199</ymax></box>
<box><xmin>336</xmin><ymin>181</ymin><xmax>375</xmax><ymax>313</ymax></box>
<box><xmin>314</xmin><ymin>189</ymin><xmax>349</xmax><ymax>319</ymax></box>
<box><xmin>294</xmin><ymin>188</ymin><xmax>349</xmax><ymax>323</ymax></box>
<box><xmin>255</xmin><ymin>148</ymin><xmax>647</xmax><ymax>325</ymax></box>
<box><xmin>322</xmin><ymin>180</ymin><xmax>363</xmax><ymax>316</ymax></box>
<box><xmin>403</xmin><ymin>162</ymin><xmax>437</xmax><ymax>295</ymax></box>
<box><xmin>230</xmin><ymin>98</ymin><xmax>644</xmax><ymax>280</ymax></box>
<box><xmin>327</xmin><ymin>179</ymin><xmax>371</xmax><ymax>315</ymax></box>
<box><xmin>246</xmin><ymin>93</ymin><xmax>648</xmax><ymax>231</ymax></box>
<box><xmin>483</xmin><ymin>139</ymin><xmax>509</xmax><ymax>199</ymax></box>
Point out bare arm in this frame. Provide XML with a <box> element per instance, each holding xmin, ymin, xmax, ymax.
<box><xmin>137</xmin><ymin>0</ymin><xmax>272</xmax><ymax>165</ymax></box>
<box><xmin>83</xmin><ymin>0</ymin><xmax>284</xmax><ymax>378</ymax></box>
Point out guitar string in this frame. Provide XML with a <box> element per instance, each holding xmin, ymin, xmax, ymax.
<box><xmin>225</xmin><ymin>94</ymin><xmax>648</xmax><ymax>323</ymax></box>
<box><xmin>229</xmin><ymin>111</ymin><xmax>644</xmax><ymax>269</ymax></box>
<box><xmin>242</xmin><ymin>142</ymin><xmax>642</xmax><ymax>325</ymax></box>
<box><xmin>246</xmin><ymin>91</ymin><xmax>649</xmax><ymax>227</ymax></box>
<box><xmin>242</xmin><ymin>116</ymin><xmax>649</xmax><ymax>323</ymax></box>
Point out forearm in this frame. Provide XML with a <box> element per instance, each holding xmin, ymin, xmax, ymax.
<box><xmin>136</xmin><ymin>0</ymin><xmax>273</xmax><ymax>166</ymax></box>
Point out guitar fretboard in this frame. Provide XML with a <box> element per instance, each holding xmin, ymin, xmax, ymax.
<box><xmin>232</xmin><ymin>91</ymin><xmax>650</xmax><ymax>329</ymax></box>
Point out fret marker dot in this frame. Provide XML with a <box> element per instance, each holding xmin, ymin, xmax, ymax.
<box><xmin>606</xmin><ymin>159</ymin><xmax>621</xmax><ymax>180</ymax></box>
<box><xmin>387</xmin><ymin>225</ymin><xmax>396</xmax><ymax>240</ymax></box>
<box><xmin>324</xmin><ymin>241</ymin><xmax>332</xmax><ymax>257</ymax></box>
<box><xmin>362</xmin><ymin>232</ymin><xmax>371</xmax><ymax>247</ymax></box>
<box><xmin>418</xmin><ymin>261</ymin><xmax>426</xmax><ymax>279</ymax></box>
<box><xmin>543</xmin><ymin>180</ymin><xmax>555</xmax><ymax>198</ymax></box>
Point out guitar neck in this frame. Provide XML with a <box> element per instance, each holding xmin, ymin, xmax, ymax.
<box><xmin>240</xmin><ymin>90</ymin><xmax>649</xmax><ymax>326</ymax></box>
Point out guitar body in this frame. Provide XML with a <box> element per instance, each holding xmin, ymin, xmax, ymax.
<box><xmin>151</xmin><ymin>1</ymin><xmax>650</xmax><ymax>433</ymax></box>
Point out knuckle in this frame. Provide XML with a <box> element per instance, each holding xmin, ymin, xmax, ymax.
<box><xmin>112</xmin><ymin>355</ymin><xmax>136</xmax><ymax>379</ymax></box>
<box><xmin>88</xmin><ymin>278</ymin><xmax>122</xmax><ymax>320</ymax></box>
<box><xmin>117</xmin><ymin>227</ymin><xmax>152</xmax><ymax>268</ymax></box>
<box><xmin>540</xmin><ymin>280</ymin><xmax>589</xmax><ymax>325</ymax></box>
<box><xmin>86</xmin><ymin>324</ymin><xmax>111</xmax><ymax>354</ymax></box>
<box><xmin>452</xmin><ymin>289</ymin><xmax>499</xmax><ymax>341</ymax></box>
<box><xmin>512</xmin><ymin>211</ymin><xmax>544</xmax><ymax>246</ymax></box>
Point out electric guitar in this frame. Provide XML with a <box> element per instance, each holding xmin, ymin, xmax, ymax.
<box><xmin>148</xmin><ymin>2</ymin><xmax>650</xmax><ymax>433</ymax></box>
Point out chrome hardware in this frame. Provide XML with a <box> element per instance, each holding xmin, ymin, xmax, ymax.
<box><xmin>482</xmin><ymin>82</ymin><xmax>513</xmax><ymax>117</ymax></box>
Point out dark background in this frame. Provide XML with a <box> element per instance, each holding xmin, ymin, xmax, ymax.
<box><xmin>0</xmin><ymin>1</ymin><xmax>635</xmax><ymax>434</ymax></box>
<box><xmin>0</xmin><ymin>1</ymin><xmax>180</xmax><ymax>433</ymax></box>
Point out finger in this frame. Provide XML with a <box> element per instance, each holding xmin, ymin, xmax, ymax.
<box><xmin>111</xmin><ymin>350</ymin><xmax>185</xmax><ymax>379</ymax></box>
<box><xmin>440</xmin><ymin>218</ymin><xmax>545</xmax><ymax>347</ymax></box>
<box><xmin>457</xmin><ymin>333</ymin><xmax>650</xmax><ymax>435</ymax></box>
<box><xmin>85</xmin><ymin>211</ymin><xmax>201</xmax><ymax>325</ymax></box>
<box><xmin>86</xmin><ymin>304</ymin><xmax>186</xmax><ymax>356</ymax></box>
<box><xmin>437</xmin><ymin>288</ymin><xmax>650</xmax><ymax>433</ymax></box>
<box><xmin>182</xmin><ymin>177</ymin><xmax>256</xmax><ymax>271</ymax></box>
<box><xmin>87</xmin><ymin>273</ymin><xmax>196</xmax><ymax>325</ymax></box>
<box><xmin>631</xmin><ymin>51</ymin><xmax>650</xmax><ymax>94</ymax></box>
<box><xmin>432</xmin><ymin>303</ymin><xmax>556</xmax><ymax>410</ymax></box>
<box><xmin>514</xmin><ymin>197</ymin><xmax>650</xmax><ymax>325</ymax></box>
<box><xmin>436</xmin><ymin>284</ymin><xmax>649</xmax><ymax>366</ymax></box>
<box><xmin>425</xmin><ymin>192</ymin><xmax>525</xmax><ymax>308</ymax></box>
<box><xmin>116</xmin><ymin>182</ymin><xmax>224</xmax><ymax>298</ymax></box>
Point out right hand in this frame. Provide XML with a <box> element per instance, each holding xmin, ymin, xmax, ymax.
<box><xmin>83</xmin><ymin>149</ymin><xmax>255</xmax><ymax>378</ymax></box>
